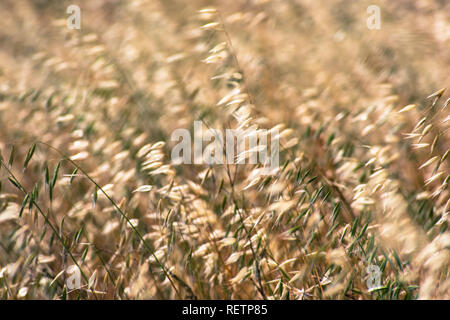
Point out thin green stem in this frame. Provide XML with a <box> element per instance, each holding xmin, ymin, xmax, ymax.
<box><xmin>37</xmin><ymin>141</ymin><xmax>181</xmax><ymax>298</ymax></box>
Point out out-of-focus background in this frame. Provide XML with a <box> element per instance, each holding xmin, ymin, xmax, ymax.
<box><xmin>0</xmin><ymin>0</ymin><xmax>448</xmax><ymax>299</ymax></box>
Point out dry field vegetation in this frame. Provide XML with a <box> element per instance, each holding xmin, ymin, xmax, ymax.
<box><xmin>0</xmin><ymin>0</ymin><xmax>449</xmax><ymax>300</ymax></box>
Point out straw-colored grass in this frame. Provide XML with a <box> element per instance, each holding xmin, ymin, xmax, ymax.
<box><xmin>0</xmin><ymin>0</ymin><xmax>448</xmax><ymax>299</ymax></box>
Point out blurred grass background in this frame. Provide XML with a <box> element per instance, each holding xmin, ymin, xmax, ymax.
<box><xmin>0</xmin><ymin>0</ymin><xmax>448</xmax><ymax>299</ymax></box>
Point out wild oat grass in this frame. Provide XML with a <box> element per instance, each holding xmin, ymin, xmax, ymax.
<box><xmin>0</xmin><ymin>0</ymin><xmax>448</xmax><ymax>299</ymax></box>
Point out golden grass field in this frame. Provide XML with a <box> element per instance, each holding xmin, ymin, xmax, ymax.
<box><xmin>0</xmin><ymin>0</ymin><xmax>448</xmax><ymax>299</ymax></box>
